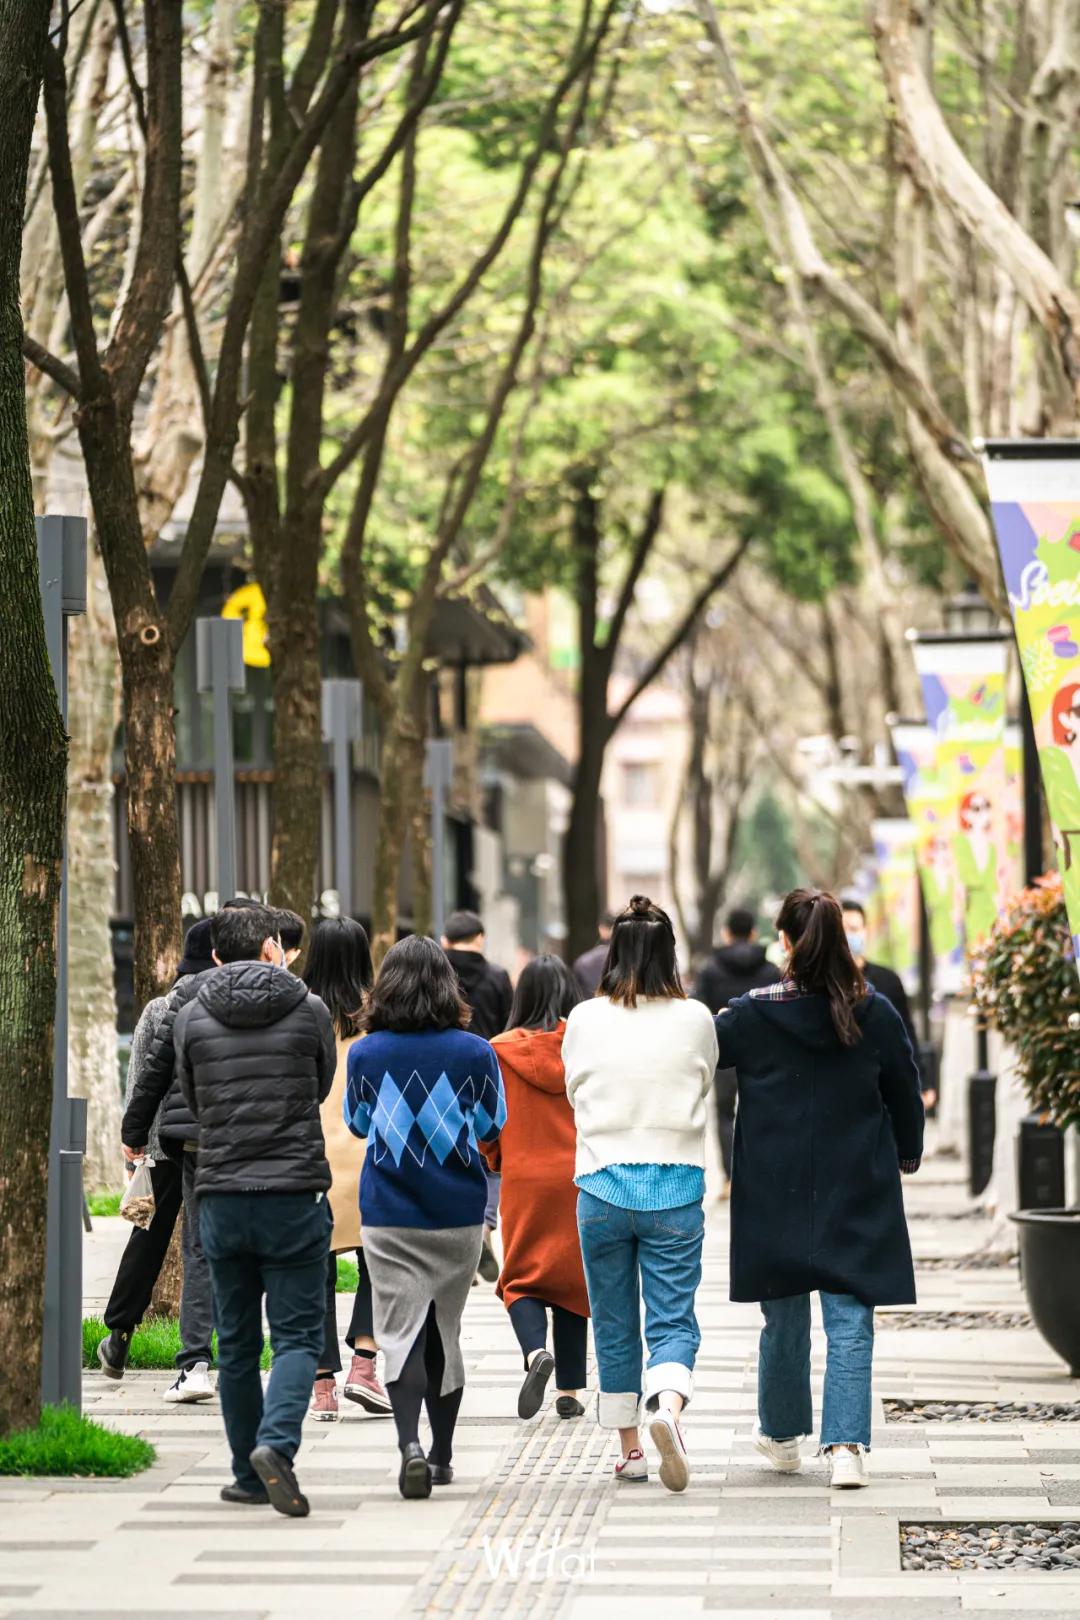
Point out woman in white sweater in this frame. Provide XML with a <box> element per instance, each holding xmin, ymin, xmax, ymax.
<box><xmin>562</xmin><ymin>895</ymin><xmax>718</xmax><ymax>1493</ymax></box>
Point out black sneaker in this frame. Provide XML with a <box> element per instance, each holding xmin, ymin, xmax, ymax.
<box><xmin>399</xmin><ymin>1441</ymin><xmax>432</xmax><ymax>1500</ymax></box>
<box><xmin>518</xmin><ymin>1349</ymin><xmax>555</xmax><ymax>1419</ymax></box>
<box><xmin>249</xmin><ymin>1445</ymin><xmax>310</xmax><ymax>1519</ymax></box>
<box><xmin>220</xmin><ymin>1481</ymin><xmax>270</xmax><ymax>1505</ymax></box>
<box><xmin>477</xmin><ymin>1232</ymin><xmax>500</xmax><ymax>1284</ymax></box>
<box><xmin>97</xmin><ymin>1330</ymin><xmax>131</xmax><ymax>1380</ymax></box>
<box><xmin>556</xmin><ymin>1396</ymin><xmax>585</xmax><ymax>1419</ymax></box>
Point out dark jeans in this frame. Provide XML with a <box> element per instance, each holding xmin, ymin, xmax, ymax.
<box><xmin>201</xmin><ymin>1191</ymin><xmax>331</xmax><ymax>1489</ymax></box>
<box><xmin>714</xmin><ymin>1065</ymin><xmax>736</xmax><ymax>1181</ymax></box>
<box><xmin>103</xmin><ymin>1145</ymin><xmax>214</xmax><ymax>1370</ymax></box>
<box><xmin>507</xmin><ymin>1296</ymin><xmax>588</xmax><ymax>1390</ymax></box>
<box><xmin>321</xmin><ymin>1246</ymin><xmax>376</xmax><ymax>1374</ymax></box>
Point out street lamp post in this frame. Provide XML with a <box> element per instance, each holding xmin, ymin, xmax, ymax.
<box><xmin>195</xmin><ymin>618</ymin><xmax>245</xmax><ymax>905</ymax></box>
<box><xmin>322</xmin><ymin>679</ymin><xmax>363</xmax><ymax>918</ymax></box>
<box><xmin>36</xmin><ymin>515</ymin><xmax>88</xmax><ymax>1412</ymax></box>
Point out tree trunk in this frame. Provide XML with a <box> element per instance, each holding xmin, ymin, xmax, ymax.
<box><xmin>371</xmin><ymin>713</ymin><xmax>415</xmax><ymax>964</ymax></box>
<box><xmin>151</xmin><ymin>1218</ymin><xmax>183</xmax><ymax>1318</ymax></box>
<box><xmin>67</xmin><ymin>537</ymin><xmax>123</xmax><ymax>1193</ymax></box>
<box><xmin>564</xmin><ymin>711</ymin><xmax>609</xmax><ymax>964</ymax></box>
<box><xmin>266</xmin><ymin>581</ymin><xmax>323</xmax><ymax>921</ymax></box>
<box><xmin>0</xmin><ymin>0</ymin><xmax>68</xmax><ymax>1438</ymax></box>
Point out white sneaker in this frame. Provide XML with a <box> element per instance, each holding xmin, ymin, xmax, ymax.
<box><xmin>164</xmin><ymin>1361</ymin><xmax>214</xmax><ymax>1403</ymax></box>
<box><xmin>648</xmin><ymin>1410</ymin><xmax>690</xmax><ymax>1493</ymax></box>
<box><xmin>614</xmin><ymin>1447</ymin><xmax>648</xmax><ymax>1483</ymax></box>
<box><xmin>752</xmin><ymin>1425</ymin><xmax>802</xmax><ymax>1473</ymax></box>
<box><xmin>827</xmin><ymin>1447</ymin><xmax>868</xmax><ymax>1489</ymax></box>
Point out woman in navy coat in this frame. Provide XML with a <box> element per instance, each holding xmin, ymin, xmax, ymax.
<box><xmin>716</xmin><ymin>888</ymin><xmax>923</xmax><ymax>1490</ymax></box>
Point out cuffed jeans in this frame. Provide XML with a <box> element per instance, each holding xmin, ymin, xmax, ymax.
<box><xmin>757</xmin><ymin>1291</ymin><xmax>875</xmax><ymax>1450</ymax></box>
<box><xmin>577</xmin><ymin>1190</ymin><xmax>703</xmax><ymax>1429</ymax></box>
<box><xmin>201</xmin><ymin>1191</ymin><xmax>331</xmax><ymax>1491</ymax></box>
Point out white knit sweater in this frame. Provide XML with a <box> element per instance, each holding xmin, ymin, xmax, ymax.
<box><xmin>562</xmin><ymin>995</ymin><xmax>719</xmax><ymax>1177</ymax></box>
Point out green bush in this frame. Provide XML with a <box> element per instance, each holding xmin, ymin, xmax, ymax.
<box><xmin>86</xmin><ymin>1192</ymin><xmax>122</xmax><ymax>1218</ymax></box>
<box><xmin>0</xmin><ymin>1404</ymin><xmax>155</xmax><ymax>1478</ymax></box>
<box><xmin>336</xmin><ymin>1255</ymin><xmax>358</xmax><ymax>1293</ymax></box>
<box><xmin>83</xmin><ymin>1316</ymin><xmax>271</xmax><ymax>1371</ymax></box>
<box><xmin>972</xmin><ymin>872</ymin><xmax>1080</xmax><ymax>1126</ymax></box>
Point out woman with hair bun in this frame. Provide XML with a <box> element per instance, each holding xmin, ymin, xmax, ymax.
<box><xmin>716</xmin><ymin>888</ymin><xmax>924</xmax><ymax>1491</ymax></box>
<box><xmin>562</xmin><ymin>896</ymin><xmax>718</xmax><ymax>1494</ymax></box>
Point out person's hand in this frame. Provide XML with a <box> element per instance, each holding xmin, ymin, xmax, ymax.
<box><xmin>122</xmin><ymin>1143</ymin><xmax>144</xmax><ymax>1163</ymax></box>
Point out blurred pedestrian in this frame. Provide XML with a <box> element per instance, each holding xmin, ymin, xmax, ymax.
<box><xmin>303</xmin><ymin>917</ymin><xmax>391</xmax><ymax>1421</ymax></box>
<box><xmin>345</xmin><ymin>936</ymin><xmax>506</xmax><ymax>1500</ymax></box>
<box><xmin>691</xmin><ymin>906</ymin><xmax>780</xmax><ymax>1199</ymax></box>
<box><xmin>176</xmin><ymin>905</ymin><xmax>336</xmax><ymax>1517</ymax></box>
<box><xmin>572</xmin><ymin>911</ymin><xmax>614</xmax><ymax>997</ymax></box>
<box><xmin>484</xmin><ymin>955</ymin><xmax>588</xmax><ymax>1422</ymax></box>
<box><xmin>716</xmin><ymin>888</ymin><xmax>923</xmax><ymax>1490</ymax></box>
<box><xmin>841</xmin><ymin>896</ymin><xmax>931</xmax><ymax>1106</ymax></box>
<box><xmin>563</xmin><ymin>896</ymin><xmax>718</xmax><ymax>1493</ymax></box>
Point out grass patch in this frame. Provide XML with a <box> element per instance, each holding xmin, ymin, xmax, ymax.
<box><xmin>83</xmin><ymin>1316</ymin><xmax>271</xmax><ymax>1371</ymax></box>
<box><xmin>87</xmin><ymin>1192</ymin><xmax>122</xmax><ymax>1218</ymax></box>
<box><xmin>0</xmin><ymin>1403</ymin><xmax>155</xmax><ymax>1478</ymax></box>
<box><xmin>336</xmin><ymin>1255</ymin><xmax>358</xmax><ymax>1293</ymax></box>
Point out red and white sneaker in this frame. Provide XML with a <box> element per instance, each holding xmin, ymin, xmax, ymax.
<box><xmin>310</xmin><ymin>1376</ymin><xmax>339</xmax><ymax>1422</ymax></box>
<box><xmin>648</xmin><ymin>1410</ymin><xmax>690</xmax><ymax>1493</ymax></box>
<box><xmin>343</xmin><ymin>1354</ymin><xmax>393</xmax><ymax>1415</ymax></box>
<box><xmin>614</xmin><ymin>1447</ymin><xmax>648</xmax><ymax>1483</ymax></box>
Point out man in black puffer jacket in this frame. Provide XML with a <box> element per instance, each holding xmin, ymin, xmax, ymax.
<box><xmin>175</xmin><ymin>904</ymin><xmax>335</xmax><ymax>1518</ymax></box>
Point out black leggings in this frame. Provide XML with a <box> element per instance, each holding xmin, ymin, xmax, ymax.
<box><xmin>386</xmin><ymin>1303</ymin><xmax>462</xmax><ymax>1467</ymax></box>
<box><xmin>320</xmin><ymin>1247</ymin><xmax>376</xmax><ymax>1375</ymax></box>
<box><xmin>507</xmin><ymin>1296</ymin><xmax>588</xmax><ymax>1390</ymax></box>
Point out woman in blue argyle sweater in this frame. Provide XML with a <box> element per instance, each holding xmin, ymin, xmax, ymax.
<box><xmin>345</xmin><ymin>934</ymin><xmax>506</xmax><ymax>1500</ymax></box>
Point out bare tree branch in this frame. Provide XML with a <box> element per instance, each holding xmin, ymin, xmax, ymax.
<box><xmin>22</xmin><ymin>336</ymin><xmax>81</xmax><ymax>400</ymax></box>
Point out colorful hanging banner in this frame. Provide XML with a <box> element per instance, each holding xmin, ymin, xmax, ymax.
<box><xmin>983</xmin><ymin>445</ymin><xmax>1080</xmax><ymax>963</ymax></box>
<box><xmin>1004</xmin><ymin>721</ymin><xmax>1024</xmax><ymax>893</ymax></box>
<box><xmin>890</xmin><ymin>720</ymin><xmax>964</xmax><ymax>993</ymax></box>
<box><xmin>870</xmin><ymin>818</ymin><xmax>920</xmax><ymax>991</ymax></box>
<box><xmin>910</xmin><ymin>637</ymin><xmax>1009</xmax><ymax>961</ymax></box>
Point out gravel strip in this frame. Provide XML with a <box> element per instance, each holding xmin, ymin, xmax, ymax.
<box><xmin>901</xmin><ymin>1521</ymin><xmax>1080</xmax><ymax>1572</ymax></box>
<box><xmin>915</xmin><ymin>1255</ymin><xmax>1018</xmax><ymax>1272</ymax></box>
<box><xmin>877</xmin><ymin>1308</ymin><xmax>1032</xmax><ymax>1330</ymax></box>
<box><xmin>885</xmin><ymin>1398</ymin><xmax>1080</xmax><ymax>1424</ymax></box>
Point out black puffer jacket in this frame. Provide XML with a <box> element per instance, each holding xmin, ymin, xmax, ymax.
<box><xmin>175</xmin><ymin>961</ymin><xmax>336</xmax><ymax>1196</ymax></box>
<box><xmin>122</xmin><ymin>971</ymin><xmax>212</xmax><ymax>1149</ymax></box>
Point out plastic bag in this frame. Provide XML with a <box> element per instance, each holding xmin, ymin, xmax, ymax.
<box><xmin>119</xmin><ymin>1157</ymin><xmax>156</xmax><ymax>1229</ymax></box>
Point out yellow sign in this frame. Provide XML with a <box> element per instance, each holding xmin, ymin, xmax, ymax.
<box><xmin>222</xmin><ymin>581</ymin><xmax>270</xmax><ymax>667</ymax></box>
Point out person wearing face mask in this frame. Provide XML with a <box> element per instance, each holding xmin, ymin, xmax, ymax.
<box><xmin>840</xmin><ymin>897</ymin><xmax>919</xmax><ymax>1064</ymax></box>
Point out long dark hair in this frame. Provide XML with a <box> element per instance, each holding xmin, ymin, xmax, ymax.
<box><xmin>508</xmin><ymin>954</ymin><xmax>582</xmax><ymax>1032</ymax></box>
<box><xmin>776</xmin><ymin>887</ymin><xmax>866</xmax><ymax>1047</ymax></box>
<box><xmin>598</xmin><ymin>895</ymin><xmax>685</xmax><ymax>1008</ymax></box>
<box><xmin>304</xmin><ymin>917</ymin><xmax>374</xmax><ymax>1039</ymax></box>
<box><xmin>362</xmin><ymin>934</ymin><xmax>471</xmax><ymax>1034</ymax></box>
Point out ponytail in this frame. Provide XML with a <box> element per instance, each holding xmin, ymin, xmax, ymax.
<box><xmin>776</xmin><ymin>888</ymin><xmax>866</xmax><ymax>1046</ymax></box>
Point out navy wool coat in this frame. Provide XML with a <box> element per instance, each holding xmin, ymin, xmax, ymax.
<box><xmin>715</xmin><ymin>987</ymin><xmax>924</xmax><ymax>1307</ymax></box>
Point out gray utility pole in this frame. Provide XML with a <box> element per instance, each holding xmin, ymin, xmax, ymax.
<box><xmin>424</xmin><ymin>739</ymin><xmax>454</xmax><ymax>942</ymax></box>
<box><xmin>322</xmin><ymin>680</ymin><xmax>363</xmax><ymax>917</ymax></box>
<box><xmin>196</xmin><ymin>618</ymin><xmax>245</xmax><ymax>904</ymax></box>
<box><xmin>37</xmin><ymin>515</ymin><xmax>88</xmax><ymax>1412</ymax></box>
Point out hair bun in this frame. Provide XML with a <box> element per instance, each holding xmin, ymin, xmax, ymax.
<box><xmin>627</xmin><ymin>894</ymin><xmax>653</xmax><ymax>915</ymax></box>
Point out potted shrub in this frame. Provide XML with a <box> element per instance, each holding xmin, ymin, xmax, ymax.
<box><xmin>972</xmin><ymin>873</ymin><xmax>1080</xmax><ymax>1375</ymax></box>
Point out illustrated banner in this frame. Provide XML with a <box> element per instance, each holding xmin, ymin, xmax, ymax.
<box><xmin>890</xmin><ymin>721</ymin><xmax>964</xmax><ymax>993</ymax></box>
<box><xmin>984</xmin><ymin>447</ymin><xmax>1080</xmax><ymax>961</ymax></box>
<box><xmin>911</xmin><ymin>638</ymin><xmax>1009</xmax><ymax>962</ymax></box>
<box><xmin>870</xmin><ymin>818</ymin><xmax>919</xmax><ymax>992</ymax></box>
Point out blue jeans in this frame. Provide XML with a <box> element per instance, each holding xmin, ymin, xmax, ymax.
<box><xmin>577</xmin><ymin>1190</ymin><xmax>704</xmax><ymax>1428</ymax></box>
<box><xmin>758</xmin><ymin>1291</ymin><xmax>875</xmax><ymax>1450</ymax></box>
<box><xmin>200</xmin><ymin>1191</ymin><xmax>331</xmax><ymax>1490</ymax></box>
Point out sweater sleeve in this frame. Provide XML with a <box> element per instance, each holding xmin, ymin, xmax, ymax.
<box><xmin>472</xmin><ymin>1042</ymin><xmax>507</xmax><ymax>1145</ymax></box>
<box><xmin>871</xmin><ymin>997</ymin><xmax>925</xmax><ymax>1170</ymax></box>
<box><xmin>344</xmin><ymin>1041</ymin><xmax>372</xmax><ymax>1140</ymax></box>
<box><xmin>713</xmin><ymin>1002</ymin><xmax>741</xmax><ymax>1069</ymax></box>
<box><xmin>697</xmin><ymin>1000</ymin><xmax>719</xmax><ymax>1095</ymax></box>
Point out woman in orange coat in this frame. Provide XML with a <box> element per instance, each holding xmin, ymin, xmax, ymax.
<box><xmin>483</xmin><ymin>955</ymin><xmax>589</xmax><ymax>1421</ymax></box>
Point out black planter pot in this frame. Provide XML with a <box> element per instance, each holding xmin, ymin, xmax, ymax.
<box><xmin>1010</xmin><ymin>1210</ymin><xmax>1080</xmax><ymax>1377</ymax></box>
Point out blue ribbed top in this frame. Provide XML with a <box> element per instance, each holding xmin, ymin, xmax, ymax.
<box><xmin>575</xmin><ymin>1162</ymin><xmax>705</xmax><ymax>1211</ymax></box>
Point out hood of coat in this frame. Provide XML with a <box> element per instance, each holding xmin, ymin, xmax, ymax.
<box><xmin>712</xmin><ymin>941</ymin><xmax>771</xmax><ymax>978</ymax></box>
<box><xmin>746</xmin><ymin>986</ymin><xmax>876</xmax><ymax>1051</ymax></box>
<box><xmin>197</xmin><ymin>960</ymin><xmax>308</xmax><ymax>1029</ymax></box>
<box><xmin>443</xmin><ymin>948</ymin><xmax>491</xmax><ymax>997</ymax></box>
<box><xmin>493</xmin><ymin>1022</ymin><xmax>567</xmax><ymax>1094</ymax></box>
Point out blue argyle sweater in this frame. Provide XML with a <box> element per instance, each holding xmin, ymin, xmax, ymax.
<box><xmin>345</xmin><ymin>1027</ymin><xmax>506</xmax><ymax>1230</ymax></box>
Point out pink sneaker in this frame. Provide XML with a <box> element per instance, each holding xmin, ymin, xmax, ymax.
<box><xmin>343</xmin><ymin>1354</ymin><xmax>392</xmax><ymax>1415</ymax></box>
<box><xmin>310</xmin><ymin>1376</ymin><xmax>339</xmax><ymax>1422</ymax></box>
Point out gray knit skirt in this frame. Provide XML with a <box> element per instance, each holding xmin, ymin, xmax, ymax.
<box><xmin>363</xmin><ymin>1224</ymin><xmax>483</xmax><ymax>1394</ymax></box>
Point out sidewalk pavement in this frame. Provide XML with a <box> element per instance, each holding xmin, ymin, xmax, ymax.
<box><xmin>4</xmin><ymin>1134</ymin><xmax>1080</xmax><ymax>1619</ymax></box>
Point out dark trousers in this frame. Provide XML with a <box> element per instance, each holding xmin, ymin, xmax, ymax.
<box><xmin>321</xmin><ymin>1246</ymin><xmax>376</xmax><ymax>1374</ymax></box>
<box><xmin>386</xmin><ymin>1302</ymin><xmax>462</xmax><ymax>1467</ymax></box>
<box><xmin>201</xmin><ymin>1191</ymin><xmax>330</xmax><ymax>1489</ymax></box>
<box><xmin>103</xmin><ymin>1146</ymin><xmax>214</xmax><ymax>1369</ymax></box>
<box><xmin>507</xmin><ymin>1296</ymin><xmax>588</xmax><ymax>1390</ymax></box>
<box><xmin>714</xmin><ymin>1065</ymin><xmax>736</xmax><ymax>1181</ymax></box>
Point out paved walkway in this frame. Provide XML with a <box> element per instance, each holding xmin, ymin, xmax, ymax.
<box><xmin>5</xmin><ymin>1136</ymin><xmax>1080</xmax><ymax>1619</ymax></box>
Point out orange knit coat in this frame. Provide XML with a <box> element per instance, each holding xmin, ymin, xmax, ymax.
<box><xmin>482</xmin><ymin>1022</ymin><xmax>589</xmax><ymax>1318</ymax></box>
